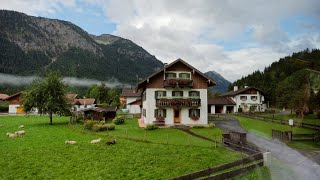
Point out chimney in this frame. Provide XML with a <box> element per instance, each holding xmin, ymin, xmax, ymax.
<box><xmin>234</xmin><ymin>86</ymin><xmax>238</xmax><ymax>91</ymax></box>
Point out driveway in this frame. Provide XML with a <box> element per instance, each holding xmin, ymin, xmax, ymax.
<box><xmin>211</xmin><ymin>116</ymin><xmax>320</xmax><ymax>180</ymax></box>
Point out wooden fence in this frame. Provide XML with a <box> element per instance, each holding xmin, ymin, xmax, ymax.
<box><xmin>272</xmin><ymin>130</ymin><xmax>292</xmax><ymax>142</ymax></box>
<box><xmin>236</xmin><ymin>114</ymin><xmax>320</xmax><ymax>130</ymax></box>
<box><xmin>168</xmin><ymin>153</ymin><xmax>263</xmax><ymax>180</ymax></box>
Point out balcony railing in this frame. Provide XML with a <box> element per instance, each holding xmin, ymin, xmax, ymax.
<box><xmin>163</xmin><ymin>79</ymin><xmax>193</xmax><ymax>88</ymax></box>
<box><xmin>156</xmin><ymin>98</ymin><xmax>201</xmax><ymax>107</ymax></box>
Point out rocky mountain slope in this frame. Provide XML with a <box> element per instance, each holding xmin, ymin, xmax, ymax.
<box><xmin>205</xmin><ymin>71</ymin><xmax>231</xmax><ymax>93</ymax></box>
<box><xmin>0</xmin><ymin>10</ymin><xmax>163</xmax><ymax>84</ymax></box>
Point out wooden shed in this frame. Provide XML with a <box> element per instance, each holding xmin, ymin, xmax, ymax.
<box><xmin>79</xmin><ymin>106</ymin><xmax>117</xmax><ymax>121</ymax></box>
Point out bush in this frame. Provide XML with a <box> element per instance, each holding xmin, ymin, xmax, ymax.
<box><xmin>192</xmin><ymin>125</ymin><xmax>205</xmax><ymax>128</ymax></box>
<box><xmin>238</xmin><ymin>107</ymin><xmax>243</xmax><ymax>113</ymax></box>
<box><xmin>112</xmin><ymin>116</ymin><xmax>125</xmax><ymax>125</ymax></box>
<box><xmin>145</xmin><ymin>124</ymin><xmax>158</xmax><ymax>130</ymax></box>
<box><xmin>92</xmin><ymin>123</ymin><xmax>115</xmax><ymax>131</ymax></box>
<box><xmin>208</xmin><ymin>123</ymin><xmax>215</xmax><ymax>128</ymax></box>
<box><xmin>84</xmin><ymin>120</ymin><xmax>97</xmax><ymax>129</ymax></box>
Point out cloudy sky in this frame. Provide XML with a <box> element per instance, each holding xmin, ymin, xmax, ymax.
<box><xmin>1</xmin><ymin>0</ymin><xmax>320</xmax><ymax>81</ymax></box>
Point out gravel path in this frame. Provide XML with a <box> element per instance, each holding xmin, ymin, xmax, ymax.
<box><xmin>211</xmin><ymin>116</ymin><xmax>320</xmax><ymax>180</ymax></box>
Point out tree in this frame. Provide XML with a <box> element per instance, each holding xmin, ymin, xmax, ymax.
<box><xmin>22</xmin><ymin>72</ymin><xmax>70</xmax><ymax>125</ymax></box>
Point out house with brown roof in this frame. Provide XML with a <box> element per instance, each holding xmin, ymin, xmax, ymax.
<box><xmin>79</xmin><ymin>106</ymin><xmax>117</xmax><ymax>121</ymax></box>
<box><xmin>137</xmin><ymin>58</ymin><xmax>216</xmax><ymax>126</ymax></box>
<box><xmin>6</xmin><ymin>92</ymin><xmax>24</xmax><ymax>114</ymax></box>
<box><xmin>121</xmin><ymin>88</ymin><xmax>141</xmax><ymax>114</ymax></box>
<box><xmin>208</xmin><ymin>97</ymin><xmax>236</xmax><ymax>114</ymax></box>
<box><xmin>0</xmin><ymin>94</ymin><xmax>9</xmax><ymax>101</ymax></box>
<box><xmin>72</xmin><ymin>98</ymin><xmax>96</xmax><ymax>111</ymax></box>
<box><xmin>218</xmin><ymin>86</ymin><xmax>266</xmax><ymax>113</ymax></box>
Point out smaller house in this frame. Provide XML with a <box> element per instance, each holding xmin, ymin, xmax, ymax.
<box><xmin>6</xmin><ymin>92</ymin><xmax>24</xmax><ymax>114</ymax></box>
<box><xmin>0</xmin><ymin>94</ymin><xmax>9</xmax><ymax>101</ymax></box>
<box><xmin>79</xmin><ymin>106</ymin><xmax>117</xmax><ymax>121</ymax></box>
<box><xmin>220</xmin><ymin>86</ymin><xmax>266</xmax><ymax>113</ymax></box>
<box><xmin>121</xmin><ymin>88</ymin><xmax>141</xmax><ymax>114</ymax></box>
<box><xmin>208</xmin><ymin>97</ymin><xmax>236</xmax><ymax>114</ymax></box>
<box><xmin>73</xmin><ymin>98</ymin><xmax>96</xmax><ymax>111</ymax></box>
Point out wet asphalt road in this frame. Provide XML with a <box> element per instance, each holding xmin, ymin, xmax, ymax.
<box><xmin>211</xmin><ymin>116</ymin><xmax>320</xmax><ymax>180</ymax></box>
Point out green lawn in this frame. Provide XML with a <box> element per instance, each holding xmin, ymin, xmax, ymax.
<box><xmin>259</xmin><ymin>113</ymin><xmax>320</xmax><ymax>126</ymax></box>
<box><xmin>286</xmin><ymin>141</ymin><xmax>320</xmax><ymax>150</ymax></box>
<box><xmin>190</xmin><ymin>127</ymin><xmax>224</xmax><ymax>142</ymax></box>
<box><xmin>230</xmin><ymin>115</ymin><xmax>316</xmax><ymax>139</ymax></box>
<box><xmin>235</xmin><ymin>166</ymin><xmax>271</xmax><ymax>180</ymax></box>
<box><xmin>0</xmin><ymin>116</ymin><xmax>241</xmax><ymax>179</ymax></box>
<box><xmin>74</xmin><ymin>118</ymin><xmax>221</xmax><ymax>147</ymax></box>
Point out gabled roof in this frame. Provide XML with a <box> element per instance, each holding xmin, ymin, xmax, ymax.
<box><xmin>128</xmin><ymin>99</ymin><xmax>142</xmax><ymax>105</ymax></box>
<box><xmin>5</xmin><ymin>92</ymin><xmax>23</xmax><ymax>101</ymax></box>
<box><xmin>73</xmin><ymin>98</ymin><xmax>96</xmax><ymax>105</ymax></box>
<box><xmin>137</xmin><ymin>58</ymin><xmax>216</xmax><ymax>90</ymax></box>
<box><xmin>66</xmin><ymin>93</ymin><xmax>78</xmax><ymax>100</ymax></box>
<box><xmin>0</xmin><ymin>94</ymin><xmax>9</xmax><ymax>100</ymax></box>
<box><xmin>78</xmin><ymin>106</ymin><xmax>117</xmax><ymax>113</ymax></box>
<box><xmin>208</xmin><ymin>97</ymin><xmax>236</xmax><ymax>105</ymax></box>
<box><xmin>121</xmin><ymin>88</ymin><xmax>141</xmax><ymax>97</ymax></box>
<box><xmin>221</xmin><ymin>87</ymin><xmax>264</xmax><ymax>97</ymax></box>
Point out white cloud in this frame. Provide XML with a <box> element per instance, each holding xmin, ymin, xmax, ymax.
<box><xmin>1</xmin><ymin>0</ymin><xmax>320</xmax><ymax>82</ymax></box>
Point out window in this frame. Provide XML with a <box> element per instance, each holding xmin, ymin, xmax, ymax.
<box><xmin>142</xmin><ymin>92</ymin><xmax>146</xmax><ymax>101</ymax></box>
<box><xmin>251</xmin><ymin>96</ymin><xmax>257</xmax><ymax>101</ymax></box>
<box><xmin>172</xmin><ymin>91</ymin><xmax>183</xmax><ymax>97</ymax></box>
<box><xmin>179</xmin><ymin>73</ymin><xmax>191</xmax><ymax>79</ymax></box>
<box><xmin>189</xmin><ymin>91</ymin><xmax>200</xmax><ymax>97</ymax></box>
<box><xmin>240</xmin><ymin>96</ymin><xmax>247</xmax><ymax>101</ymax></box>
<box><xmin>143</xmin><ymin>109</ymin><xmax>146</xmax><ymax>117</ymax></box>
<box><xmin>166</xmin><ymin>73</ymin><xmax>176</xmax><ymax>79</ymax></box>
<box><xmin>155</xmin><ymin>91</ymin><xmax>166</xmax><ymax>99</ymax></box>
<box><xmin>189</xmin><ymin>109</ymin><xmax>200</xmax><ymax>117</ymax></box>
<box><xmin>154</xmin><ymin>109</ymin><xmax>166</xmax><ymax>117</ymax></box>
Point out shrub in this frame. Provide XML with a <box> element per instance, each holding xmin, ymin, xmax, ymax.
<box><xmin>101</xmin><ymin>123</ymin><xmax>115</xmax><ymax>131</ymax></box>
<box><xmin>145</xmin><ymin>124</ymin><xmax>158</xmax><ymax>130</ymax></box>
<box><xmin>84</xmin><ymin>120</ymin><xmax>97</xmax><ymax>129</ymax></box>
<box><xmin>112</xmin><ymin>116</ymin><xmax>125</xmax><ymax>125</ymax></box>
<box><xmin>193</xmin><ymin>125</ymin><xmax>205</xmax><ymax>128</ymax></box>
<box><xmin>92</xmin><ymin>124</ymin><xmax>102</xmax><ymax>132</ymax></box>
<box><xmin>208</xmin><ymin>123</ymin><xmax>215</xmax><ymax>128</ymax></box>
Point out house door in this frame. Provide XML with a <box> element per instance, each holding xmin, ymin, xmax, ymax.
<box><xmin>174</xmin><ymin>110</ymin><xmax>181</xmax><ymax>123</ymax></box>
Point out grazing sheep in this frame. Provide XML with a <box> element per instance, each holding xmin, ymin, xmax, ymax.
<box><xmin>19</xmin><ymin>125</ymin><xmax>24</xmax><ymax>129</ymax></box>
<box><xmin>15</xmin><ymin>130</ymin><xmax>25</xmax><ymax>136</ymax></box>
<box><xmin>90</xmin><ymin>138</ymin><xmax>101</xmax><ymax>144</ymax></box>
<box><xmin>65</xmin><ymin>140</ymin><xmax>77</xmax><ymax>144</ymax></box>
<box><xmin>6</xmin><ymin>133</ymin><xmax>17</xmax><ymax>138</ymax></box>
<box><xmin>106</xmin><ymin>139</ymin><xmax>116</xmax><ymax>145</ymax></box>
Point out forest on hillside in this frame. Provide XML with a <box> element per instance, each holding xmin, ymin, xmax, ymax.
<box><xmin>231</xmin><ymin>49</ymin><xmax>320</xmax><ymax>115</ymax></box>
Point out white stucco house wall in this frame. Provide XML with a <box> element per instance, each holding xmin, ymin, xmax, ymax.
<box><xmin>216</xmin><ymin>86</ymin><xmax>266</xmax><ymax>113</ymax></box>
<box><xmin>137</xmin><ymin>59</ymin><xmax>216</xmax><ymax>127</ymax></box>
<box><xmin>72</xmin><ymin>98</ymin><xmax>96</xmax><ymax>111</ymax></box>
<box><xmin>121</xmin><ymin>88</ymin><xmax>141</xmax><ymax>114</ymax></box>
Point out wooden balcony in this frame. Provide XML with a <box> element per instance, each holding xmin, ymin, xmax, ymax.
<box><xmin>156</xmin><ymin>98</ymin><xmax>201</xmax><ymax>107</ymax></box>
<box><xmin>163</xmin><ymin>79</ymin><xmax>193</xmax><ymax>88</ymax></box>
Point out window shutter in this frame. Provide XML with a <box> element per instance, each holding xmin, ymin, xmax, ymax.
<box><xmin>180</xmin><ymin>91</ymin><xmax>183</xmax><ymax>97</ymax></box>
<box><xmin>155</xmin><ymin>91</ymin><xmax>158</xmax><ymax>99</ymax></box>
<box><xmin>163</xmin><ymin>91</ymin><xmax>166</xmax><ymax>97</ymax></box>
<box><xmin>154</xmin><ymin>109</ymin><xmax>158</xmax><ymax>117</ymax></box>
<box><xmin>197</xmin><ymin>109</ymin><xmax>200</xmax><ymax>117</ymax></box>
<box><xmin>189</xmin><ymin>109</ymin><xmax>191</xmax><ymax>117</ymax></box>
<box><xmin>164</xmin><ymin>109</ymin><xmax>167</xmax><ymax>118</ymax></box>
<box><xmin>172</xmin><ymin>91</ymin><xmax>174</xmax><ymax>96</ymax></box>
<box><xmin>189</xmin><ymin>91</ymin><xmax>191</xmax><ymax>96</ymax></box>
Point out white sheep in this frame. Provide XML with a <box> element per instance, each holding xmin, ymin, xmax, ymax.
<box><xmin>15</xmin><ymin>130</ymin><xmax>25</xmax><ymax>136</ymax></box>
<box><xmin>19</xmin><ymin>125</ymin><xmax>24</xmax><ymax>129</ymax></box>
<box><xmin>90</xmin><ymin>138</ymin><xmax>101</xmax><ymax>144</ymax></box>
<box><xmin>65</xmin><ymin>140</ymin><xmax>77</xmax><ymax>144</ymax></box>
<box><xmin>6</xmin><ymin>133</ymin><xmax>17</xmax><ymax>138</ymax></box>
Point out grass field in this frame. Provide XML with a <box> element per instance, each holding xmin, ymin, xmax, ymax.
<box><xmin>259</xmin><ymin>113</ymin><xmax>320</xmax><ymax>126</ymax></box>
<box><xmin>230</xmin><ymin>115</ymin><xmax>316</xmax><ymax>139</ymax></box>
<box><xmin>0</xmin><ymin>116</ymin><xmax>241</xmax><ymax>179</ymax></box>
<box><xmin>230</xmin><ymin>115</ymin><xmax>320</xmax><ymax>150</ymax></box>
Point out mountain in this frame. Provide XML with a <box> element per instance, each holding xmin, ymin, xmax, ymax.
<box><xmin>232</xmin><ymin>49</ymin><xmax>320</xmax><ymax>108</ymax></box>
<box><xmin>0</xmin><ymin>10</ymin><xmax>163</xmax><ymax>84</ymax></box>
<box><xmin>205</xmin><ymin>71</ymin><xmax>231</xmax><ymax>93</ymax></box>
